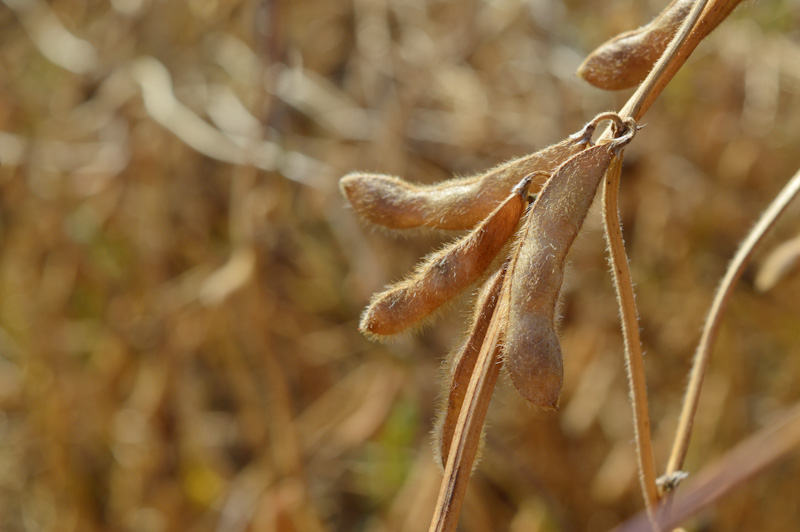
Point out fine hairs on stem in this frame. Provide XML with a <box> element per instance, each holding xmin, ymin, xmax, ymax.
<box><xmin>588</xmin><ymin>0</ymin><xmax>714</xmax><ymax>520</ymax></box>
<box><xmin>665</xmin><ymin>167</ymin><xmax>800</xmax><ymax>478</ymax></box>
<box><xmin>602</xmin><ymin>154</ymin><xmax>659</xmax><ymax>514</ymax></box>
<box><xmin>338</xmin><ymin>0</ymin><xmax>799</xmax><ymax>529</ymax></box>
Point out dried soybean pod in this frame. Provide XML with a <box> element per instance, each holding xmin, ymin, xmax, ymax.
<box><xmin>578</xmin><ymin>0</ymin><xmax>692</xmax><ymax>90</ymax></box>
<box><xmin>577</xmin><ymin>0</ymin><xmax>741</xmax><ymax>91</ymax></box>
<box><xmin>433</xmin><ymin>267</ymin><xmax>506</xmax><ymax>469</ymax></box>
<box><xmin>504</xmin><ymin>115</ymin><xmax>636</xmax><ymax>408</ymax></box>
<box><xmin>359</xmin><ymin>175</ymin><xmax>534</xmax><ymax>338</ymax></box>
<box><xmin>340</xmin><ymin>121</ymin><xmax>599</xmax><ymax>231</ymax></box>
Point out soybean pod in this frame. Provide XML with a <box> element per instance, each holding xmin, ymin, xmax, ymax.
<box><xmin>578</xmin><ymin>0</ymin><xmax>742</xmax><ymax>91</ymax></box>
<box><xmin>360</xmin><ymin>175</ymin><xmax>534</xmax><ymax>338</ymax></box>
<box><xmin>504</xmin><ymin>114</ymin><xmax>637</xmax><ymax>408</ymax></box>
<box><xmin>340</xmin><ymin>122</ymin><xmax>600</xmax><ymax>231</ymax></box>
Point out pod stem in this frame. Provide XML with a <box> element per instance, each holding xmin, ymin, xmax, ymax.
<box><xmin>602</xmin><ymin>154</ymin><xmax>660</xmax><ymax>519</ymax></box>
<box><xmin>429</xmin><ymin>275</ymin><xmax>508</xmax><ymax>532</ymax></box>
<box><xmin>620</xmin><ymin>0</ymin><xmax>711</xmax><ymax>122</ymax></box>
<box><xmin>593</xmin><ymin>0</ymin><xmax>731</xmax><ymax>515</ymax></box>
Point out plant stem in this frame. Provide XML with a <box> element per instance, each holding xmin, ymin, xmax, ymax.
<box><xmin>429</xmin><ymin>287</ymin><xmax>507</xmax><ymax>532</ymax></box>
<box><xmin>666</xmin><ymin>167</ymin><xmax>800</xmax><ymax>477</ymax></box>
<box><xmin>591</xmin><ymin>0</ymin><xmax>713</xmax><ymax>517</ymax></box>
<box><xmin>620</xmin><ymin>0</ymin><xmax>711</xmax><ymax>122</ymax></box>
<box><xmin>602</xmin><ymin>154</ymin><xmax>660</xmax><ymax>517</ymax></box>
<box><xmin>617</xmin><ymin>401</ymin><xmax>800</xmax><ymax>532</ymax></box>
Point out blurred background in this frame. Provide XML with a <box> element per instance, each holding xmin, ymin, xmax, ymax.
<box><xmin>1</xmin><ymin>0</ymin><xmax>800</xmax><ymax>530</ymax></box>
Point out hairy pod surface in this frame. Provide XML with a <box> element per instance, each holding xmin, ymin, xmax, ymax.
<box><xmin>504</xmin><ymin>118</ymin><xmax>636</xmax><ymax>408</ymax></box>
<box><xmin>359</xmin><ymin>176</ymin><xmax>532</xmax><ymax>338</ymax></box>
<box><xmin>577</xmin><ymin>0</ymin><xmax>693</xmax><ymax>90</ymax></box>
<box><xmin>433</xmin><ymin>267</ymin><xmax>506</xmax><ymax>469</ymax></box>
<box><xmin>578</xmin><ymin>0</ymin><xmax>744</xmax><ymax>91</ymax></box>
<box><xmin>340</xmin><ymin>131</ymin><xmax>594</xmax><ymax>231</ymax></box>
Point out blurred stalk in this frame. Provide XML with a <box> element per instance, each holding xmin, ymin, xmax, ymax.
<box><xmin>666</xmin><ymin>166</ymin><xmax>800</xmax><ymax>478</ymax></box>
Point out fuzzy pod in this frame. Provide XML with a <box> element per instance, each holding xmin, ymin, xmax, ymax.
<box><xmin>359</xmin><ymin>175</ymin><xmax>532</xmax><ymax>338</ymax></box>
<box><xmin>340</xmin><ymin>127</ymin><xmax>597</xmax><ymax>231</ymax></box>
<box><xmin>504</xmin><ymin>117</ymin><xmax>636</xmax><ymax>408</ymax></box>
<box><xmin>433</xmin><ymin>267</ymin><xmax>506</xmax><ymax>469</ymax></box>
<box><xmin>577</xmin><ymin>0</ymin><xmax>741</xmax><ymax>91</ymax></box>
<box><xmin>578</xmin><ymin>0</ymin><xmax>692</xmax><ymax>90</ymax></box>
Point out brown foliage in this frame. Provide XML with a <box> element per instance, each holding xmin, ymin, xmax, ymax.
<box><xmin>1</xmin><ymin>1</ymin><xmax>799</xmax><ymax>531</ymax></box>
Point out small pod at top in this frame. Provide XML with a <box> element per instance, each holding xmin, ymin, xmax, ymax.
<box><xmin>504</xmin><ymin>115</ymin><xmax>636</xmax><ymax>408</ymax></box>
<box><xmin>577</xmin><ymin>0</ymin><xmax>741</xmax><ymax>91</ymax></box>
<box><xmin>340</xmin><ymin>121</ymin><xmax>601</xmax><ymax>231</ymax></box>
<box><xmin>577</xmin><ymin>0</ymin><xmax>692</xmax><ymax>90</ymax></box>
<box><xmin>359</xmin><ymin>175</ymin><xmax>533</xmax><ymax>338</ymax></box>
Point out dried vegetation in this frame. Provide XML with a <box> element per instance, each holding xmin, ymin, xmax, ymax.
<box><xmin>1</xmin><ymin>0</ymin><xmax>800</xmax><ymax>531</ymax></box>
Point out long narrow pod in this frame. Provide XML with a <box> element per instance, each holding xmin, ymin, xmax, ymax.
<box><xmin>360</xmin><ymin>175</ymin><xmax>533</xmax><ymax>337</ymax></box>
<box><xmin>505</xmin><ymin>115</ymin><xmax>636</xmax><ymax>408</ymax></box>
<box><xmin>341</xmin><ymin>121</ymin><xmax>602</xmax><ymax>230</ymax></box>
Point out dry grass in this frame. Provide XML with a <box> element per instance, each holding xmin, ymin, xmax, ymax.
<box><xmin>1</xmin><ymin>0</ymin><xmax>799</xmax><ymax>531</ymax></box>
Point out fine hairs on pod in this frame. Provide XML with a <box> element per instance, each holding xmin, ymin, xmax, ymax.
<box><xmin>340</xmin><ymin>121</ymin><xmax>602</xmax><ymax>231</ymax></box>
<box><xmin>504</xmin><ymin>114</ymin><xmax>637</xmax><ymax>409</ymax></box>
<box><xmin>359</xmin><ymin>175</ymin><xmax>533</xmax><ymax>338</ymax></box>
<box><xmin>433</xmin><ymin>266</ymin><xmax>506</xmax><ymax>469</ymax></box>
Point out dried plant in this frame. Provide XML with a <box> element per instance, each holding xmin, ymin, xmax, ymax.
<box><xmin>577</xmin><ymin>0</ymin><xmax>744</xmax><ymax>91</ymax></box>
<box><xmin>6</xmin><ymin>0</ymin><xmax>800</xmax><ymax>530</ymax></box>
<box><xmin>340</xmin><ymin>133</ymin><xmax>589</xmax><ymax>231</ymax></box>
<box><xmin>341</xmin><ymin>0</ymin><xmax>800</xmax><ymax>530</ymax></box>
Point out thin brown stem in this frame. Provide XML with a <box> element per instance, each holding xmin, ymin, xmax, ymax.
<box><xmin>590</xmin><ymin>0</ymin><xmax>713</xmax><ymax>512</ymax></box>
<box><xmin>602</xmin><ymin>154</ymin><xmax>660</xmax><ymax>517</ymax></box>
<box><xmin>429</xmin><ymin>283</ymin><xmax>508</xmax><ymax>532</ymax></box>
<box><xmin>665</xmin><ymin>167</ymin><xmax>800</xmax><ymax>477</ymax></box>
<box><xmin>592</xmin><ymin>0</ymin><xmax>724</xmax><ymax>515</ymax></box>
<box><xmin>619</xmin><ymin>0</ymin><xmax>710</xmax><ymax>122</ymax></box>
<box><xmin>616</xmin><ymin>401</ymin><xmax>800</xmax><ymax>532</ymax></box>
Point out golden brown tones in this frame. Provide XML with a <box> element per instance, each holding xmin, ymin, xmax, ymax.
<box><xmin>4</xmin><ymin>0</ymin><xmax>800</xmax><ymax>531</ymax></box>
<box><xmin>359</xmin><ymin>175</ymin><xmax>532</xmax><ymax>337</ymax></box>
<box><xmin>578</xmin><ymin>0</ymin><xmax>744</xmax><ymax>90</ymax></box>
<box><xmin>340</xmin><ymin>132</ymin><xmax>592</xmax><ymax>231</ymax></box>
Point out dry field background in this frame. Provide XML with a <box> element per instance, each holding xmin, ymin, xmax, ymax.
<box><xmin>1</xmin><ymin>0</ymin><xmax>800</xmax><ymax>530</ymax></box>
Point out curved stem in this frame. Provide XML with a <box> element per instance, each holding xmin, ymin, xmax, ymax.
<box><xmin>665</xmin><ymin>168</ymin><xmax>800</xmax><ymax>476</ymax></box>
<box><xmin>602</xmin><ymin>154</ymin><xmax>660</xmax><ymax>517</ymax></box>
<box><xmin>591</xmin><ymin>0</ymin><xmax>713</xmax><ymax>516</ymax></box>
